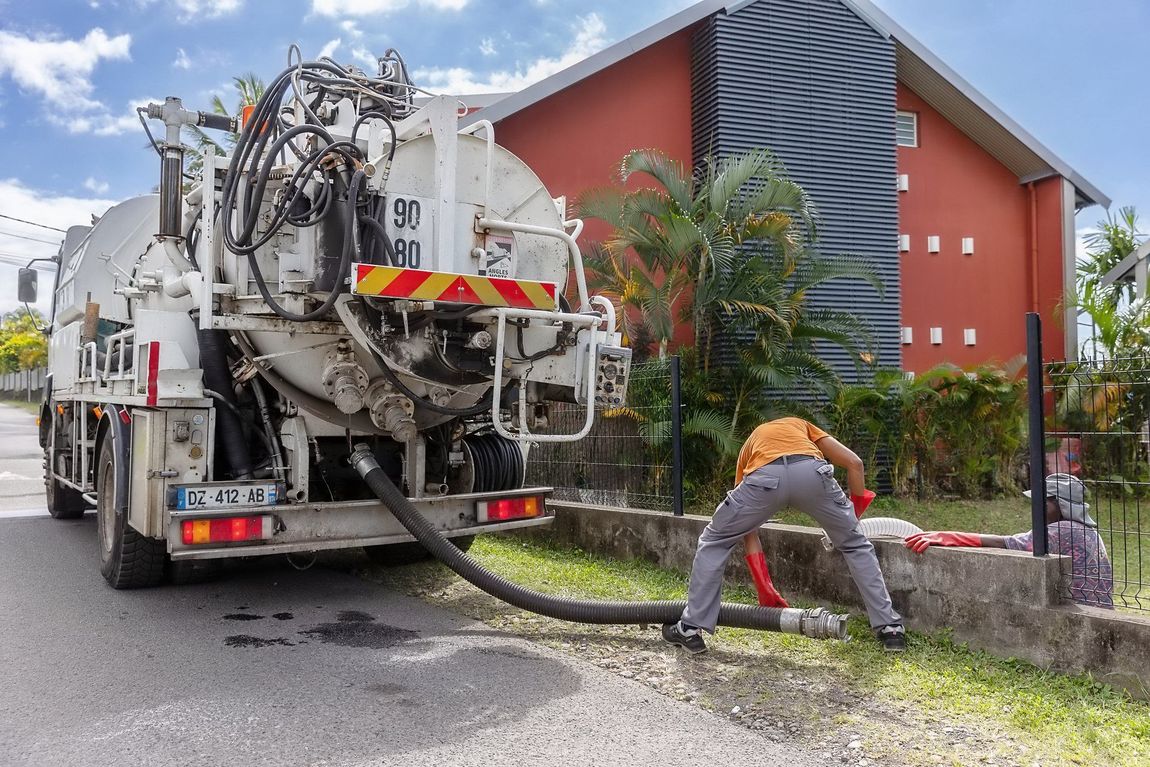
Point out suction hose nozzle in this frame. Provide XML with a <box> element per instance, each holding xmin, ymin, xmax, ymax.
<box><xmin>349</xmin><ymin>444</ymin><xmax>849</xmax><ymax>641</ymax></box>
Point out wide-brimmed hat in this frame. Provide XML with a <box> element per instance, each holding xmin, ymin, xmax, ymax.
<box><xmin>1023</xmin><ymin>473</ymin><xmax>1097</xmax><ymax>528</ymax></box>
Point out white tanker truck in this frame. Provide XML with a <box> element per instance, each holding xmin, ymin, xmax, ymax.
<box><xmin>23</xmin><ymin>50</ymin><xmax>632</xmax><ymax>588</ymax></box>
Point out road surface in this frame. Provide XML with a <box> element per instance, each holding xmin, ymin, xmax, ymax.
<box><xmin>0</xmin><ymin>403</ymin><xmax>820</xmax><ymax>766</ymax></box>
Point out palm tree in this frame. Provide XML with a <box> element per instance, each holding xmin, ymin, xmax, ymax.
<box><xmin>184</xmin><ymin>74</ymin><xmax>265</xmax><ymax>174</ymax></box>
<box><xmin>578</xmin><ymin>148</ymin><xmax>817</xmax><ymax>360</ymax></box>
<box><xmin>1078</xmin><ymin>206</ymin><xmax>1144</xmax><ymax>308</ymax></box>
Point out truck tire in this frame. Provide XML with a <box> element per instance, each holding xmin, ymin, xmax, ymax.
<box><xmin>45</xmin><ymin>471</ymin><xmax>87</xmax><ymax>519</ymax></box>
<box><xmin>97</xmin><ymin>437</ymin><xmax>164</xmax><ymax>589</ymax></box>
<box><xmin>364</xmin><ymin>536</ymin><xmax>474</xmax><ymax>566</ymax></box>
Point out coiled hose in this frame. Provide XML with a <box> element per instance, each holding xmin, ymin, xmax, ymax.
<box><xmin>349</xmin><ymin>444</ymin><xmax>848</xmax><ymax>640</ymax></box>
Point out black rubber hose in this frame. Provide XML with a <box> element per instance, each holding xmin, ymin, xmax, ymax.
<box><xmin>349</xmin><ymin>444</ymin><xmax>849</xmax><ymax>638</ymax></box>
<box><xmin>196</xmin><ymin>329</ymin><xmax>252</xmax><ymax>480</ymax></box>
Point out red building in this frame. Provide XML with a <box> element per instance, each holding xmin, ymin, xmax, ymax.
<box><xmin>469</xmin><ymin>0</ymin><xmax>1107</xmax><ymax>375</ymax></box>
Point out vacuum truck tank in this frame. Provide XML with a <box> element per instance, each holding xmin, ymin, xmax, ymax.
<box><xmin>29</xmin><ymin>48</ymin><xmax>631</xmax><ymax>588</ymax></box>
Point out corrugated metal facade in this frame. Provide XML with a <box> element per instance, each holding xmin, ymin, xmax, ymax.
<box><xmin>691</xmin><ymin>0</ymin><xmax>901</xmax><ymax>381</ymax></box>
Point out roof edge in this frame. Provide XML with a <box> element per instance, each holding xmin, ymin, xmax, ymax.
<box><xmin>469</xmin><ymin>0</ymin><xmax>731</xmax><ymax>126</ymax></box>
<box><xmin>843</xmin><ymin>0</ymin><xmax>1109</xmax><ymax>209</ymax></box>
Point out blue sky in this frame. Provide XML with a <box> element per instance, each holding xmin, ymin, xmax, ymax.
<box><xmin>0</xmin><ymin>0</ymin><xmax>1146</xmax><ymax>314</ymax></box>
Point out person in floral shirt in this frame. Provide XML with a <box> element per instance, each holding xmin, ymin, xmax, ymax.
<box><xmin>903</xmin><ymin>474</ymin><xmax>1113</xmax><ymax>608</ymax></box>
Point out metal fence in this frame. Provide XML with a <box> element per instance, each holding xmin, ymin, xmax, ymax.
<box><xmin>0</xmin><ymin>367</ymin><xmax>45</xmax><ymax>401</ymax></box>
<box><xmin>1040</xmin><ymin>350</ymin><xmax>1150</xmax><ymax>612</ymax></box>
<box><xmin>525</xmin><ymin>359</ymin><xmax>677</xmax><ymax>512</ymax></box>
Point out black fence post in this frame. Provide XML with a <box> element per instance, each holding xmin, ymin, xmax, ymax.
<box><xmin>670</xmin><ymin>355</ymin><xmax>684</xmax><ymax>517</ymax></box>
<box><xmin>1026</xmin><ymin>312</ymin><xmax>1049</xmax><ymax>557</ymax></box>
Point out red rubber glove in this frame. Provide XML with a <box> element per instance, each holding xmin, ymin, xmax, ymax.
<box><xmin>904</xmin><ymin>531</ymin><xmax>982</xmax><ymax>553</ymax></box>
<box><xmin>850</xmin><ymin>489</ymin><xmax>876</xmax><ymax>519</ymax></box>
<box><xmin>745</xmin><ymin>552</ymin><xmax>789</xmax><ymax>608</ymax></box>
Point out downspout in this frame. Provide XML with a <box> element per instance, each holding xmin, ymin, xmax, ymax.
<box><xmin>1028</xmin><ymin>182</ymin><xmax>1039</xmax><ymax>314</ymax></box>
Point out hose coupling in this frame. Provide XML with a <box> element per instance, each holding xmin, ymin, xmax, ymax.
<box><xmin>777</xmin><ymin>606</ymin><xmax>849</xmax><ymax>640</ymax></box>
<box><xmin>349</xmin><ymin>443</ymin><xmax>380</xmax><ymax>476</ymax></box>
<box><xmin>802</xmin><ymin>607</ymin><xmax>849</xmax><ymax>641</ymax></box>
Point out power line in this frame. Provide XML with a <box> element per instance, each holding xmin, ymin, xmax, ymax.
<box><xmin>0</xmin><ymin>228</ymin><xmax>62</xmax><ymax>246</ymax></box>
<box><xmin>0</xmin><ymin>253</ymin><xmax>57</xmax><ymax>270</ymax></box>
<box><xmin>0</xmin><ymin>213</ymin><xmax>68</xmax><ymax>233</ymax></box>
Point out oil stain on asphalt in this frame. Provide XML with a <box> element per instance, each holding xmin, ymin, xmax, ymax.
<box><xmin>222</xmin><ymin>610</ymin><xmax>418</xmax><ymax>649</ymax></box>
<box><xmin>299</xmin><ymin>610</ymin><xmax>420</xmax><ymax>649</ymax></box>
<box><xmin>224</xmin><ymin>635</ymin><xmax>294</xmax><ymax>648</ymax></box>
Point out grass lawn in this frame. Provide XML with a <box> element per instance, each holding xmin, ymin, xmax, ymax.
<box><xmin>0</xmin><ymin>398</ymin><xmax>40</xmax><ymax>415</ymax></box>
<box><xmin>368</xmin><ymin>535</ymin><xmax>1150</xmax><ymax>767</ymax></box>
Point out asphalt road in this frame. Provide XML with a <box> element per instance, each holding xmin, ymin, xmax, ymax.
<box><xmin>0</xmin><ymin>404</ymin><xmax>821</xmax><ymax>766</ymax></box>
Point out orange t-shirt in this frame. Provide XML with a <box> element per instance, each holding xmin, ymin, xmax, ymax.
<box><xmin>734</xmin><ymin>417</ymin><xmax>829</xmax><ymax>484</ymax></box>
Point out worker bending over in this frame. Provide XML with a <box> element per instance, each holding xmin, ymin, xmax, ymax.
<box><xmin>663</xmin><ymin>417</ymin><xmax>905</xmax><ymax>654</ymax></box>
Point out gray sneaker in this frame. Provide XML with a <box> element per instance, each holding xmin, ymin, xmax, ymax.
<box><xmin>662</xmin><ymin>622</ymin><xmax>707</xmax><ymax>654</ymax></box>
<box><xmin>875</xmin><ymin>624</ymin><xmax>907</xmax><ymax>652</ymax></box>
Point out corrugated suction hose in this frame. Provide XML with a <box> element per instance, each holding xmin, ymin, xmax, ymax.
<box><xmin>350</xmin><ymin>445</ymin><xmax>848</xmax><ymax>641</ymax></box>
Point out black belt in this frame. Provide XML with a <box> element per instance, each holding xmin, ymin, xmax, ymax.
<box><xmin>767</xmin><ymin>454</ymin><xmax>817</xmax><ymax>466</ymax></box>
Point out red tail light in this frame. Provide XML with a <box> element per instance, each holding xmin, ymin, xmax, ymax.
<box><xmin>477</xmin><ymin>496</ymin><xmax>544</xmax><ymax>524</ymax></box>
<box><xmin>181</xmin><ymin>515</ymin><xmax>273</xmax><ymax>545</ymax></box>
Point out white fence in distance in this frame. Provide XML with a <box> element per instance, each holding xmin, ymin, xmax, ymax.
<box><xmin>0</xmin><ymin>367</ymin><xmax>46</xmax><ymax>401</ymax></box>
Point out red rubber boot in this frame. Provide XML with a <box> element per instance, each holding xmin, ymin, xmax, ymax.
<box><xmin>745</xmin><ymin>552</ymin><xmax>789</xmax><ymax>608</ymax></box>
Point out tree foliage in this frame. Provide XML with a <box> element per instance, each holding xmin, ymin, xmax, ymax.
<box><xmin>581</xmin><ymin>148</ymin><xmax>880</xmax><ymax>501</ymax></box>
<box><xmin>0</xmin><ymin>310</ymin><xmax>48</xmax><ymax>373</ymax></box>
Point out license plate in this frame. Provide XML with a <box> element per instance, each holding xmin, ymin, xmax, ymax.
<box><xmin>174</xmin><ymin>484</ymin><xmax>278</xmax><ymax>510</ymax></box>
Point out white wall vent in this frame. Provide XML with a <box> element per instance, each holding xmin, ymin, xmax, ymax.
<box><xmin>904</xmin><ymin>371</ymin><xmax>916</xmax><ymax>381</ymax></box>
<box><xmin>897</xmin><ymin>174</ymin><xmax>910</xmax><ymax>192</ymax></box>
<box><xmin>962</xmin><ymin>237</ymin><xmax>975</xmax><ymax>255</ymax></box>
<box><xmin>964</xmin><ymin>328</ymin><xmax>977</xmax><ymax>346</ymax></box>
<box><xmin>901</xmin><ymin>327</ymin><xmax>913</xmax><ymax>344</ymax></box>
<box><xmin>930</xmin><ymin>327</ymin><xmax>943</xmax><ymax>345</ymax></box>
<box><xmin>899</xmin><ymin>234</ymin><xmax>911</xmax><ymax>252</ymax></box>
<box><xmin>927</xmin><ymin>235</ymin><xmax>940</xmax><ymax>253</ymax></box>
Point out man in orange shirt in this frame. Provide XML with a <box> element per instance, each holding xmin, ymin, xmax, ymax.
<box><xmin>663</xmin><ymin>417</ymin><xmax>904</xmax><ymax>653</ymax></box>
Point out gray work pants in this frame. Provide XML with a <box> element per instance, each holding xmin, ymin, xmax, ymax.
<box><xmin>680</xmin><ymin>456</ymin><xmax>900</xmax><ymax>632</ymax></box>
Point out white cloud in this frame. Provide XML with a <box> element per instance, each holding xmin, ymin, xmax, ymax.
<box><xmin>83</xmin><ymin>177</ymin><xmax>111</xmax><ymax>195</ymax></box>
<box><xmin>351</xmin><ymin>46</ymin><xmax>378</xmax><ymax>68</ymax></box>
<box><xmin>479</xmin><ymin>37</ymin><xmax>496</xmax><ymax>56</ymax></box>
<box><xmin>311</xmin><ymin>0</ymin><xmax>467</xmax><ymax>17</ymax></box>
<box><xmin>415</xmin><ymin>13</ymin><xmax>608</xmax><ymax>95</ymax></box>
<box><xmin>173</xmin><ymin>48</ymin><xmax>192</xmax><ymax>70</ymax></box>
<box><xmin>51</xmin><ymin>96</ymin><xmax>160</xmax><ymax>137</ymax></box>
<box><xmin>339</xmin><ymin>19</ymin><xmax>364</xmax><ymax>38</ymax></box>
<box><xmin>137</xmin><ymin>0</ymin><xmax>243</xmax><ymax>22</ymax></box>
<box><xmin>0</xmin><ymin>27</ymin><xmax>131</xmax><ymax>111</ymax></box>
<box><xmin>0</xmin><ymin>179</ymin><xmax>118</xmax><ymax>315</ymax></box>
<box><xmin>318</xmin><ymin>38</ymin><xmax>342</xmax><ymax>59</ymax></box>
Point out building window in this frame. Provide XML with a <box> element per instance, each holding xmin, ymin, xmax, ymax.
<box><xmin>896</xmin><ymin>111</ymin><xmax>918</xmax><ymax>147</ymax></box>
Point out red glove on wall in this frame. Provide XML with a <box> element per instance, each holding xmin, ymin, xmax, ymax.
<box><xmin>745</xmin><ymin>552</ymin><xmax>789</xmax><ymax>608</ymax></box>
<box><xmin>904</xmin><ymin>531</ymin><xmax>982</xmax><ymax>553</ymax></box>
<box><xmin>850</xmin><ymin>489</ymin><xmax>876</xmax><ymax>519</ymax></box>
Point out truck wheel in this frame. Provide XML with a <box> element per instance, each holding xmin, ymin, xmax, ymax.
<box><xmin>364</xmin><ymin>536</ymin><xmax>474</xmax><ymax>566</ymax></box>
<box><xmin>97</xmin><ymin>437</ymin><xmax>164</xmax><ymax>589</ymax></box>
<box><xmin>45</xmin><ymin>470</ymin><xmax>87</xmax><ymax>519</ymax></box>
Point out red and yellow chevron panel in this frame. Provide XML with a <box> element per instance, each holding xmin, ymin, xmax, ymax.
<box><xmin>352</xmin><ymin>264</ymin><xmax>559</xmax><ymax>310</ymax></box>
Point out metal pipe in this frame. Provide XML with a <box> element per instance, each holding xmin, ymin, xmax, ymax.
<box><xmin>476</xmin><ymin>216</ymin><xmax>591</xmax><ymax>311</ymax></box>
<box><xmin>1028</xmin><ymin>181</ymin><xmax>1039</xmax><ymax>314</ymax></box>
<box><xmin>671</xmin><ymin>354</ymin><xmax>684</xmax><ymax>517</ymax></box>
<box><xmin>1026</xmin><ymin>312</ymin><xmax>1049</xmax><ymax>556</ymax></box>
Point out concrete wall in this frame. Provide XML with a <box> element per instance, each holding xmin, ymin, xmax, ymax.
<box><xmin>516</xmin><ymin>502</ymin><xmax>1150</xmax><ymax>699</ymax></box>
